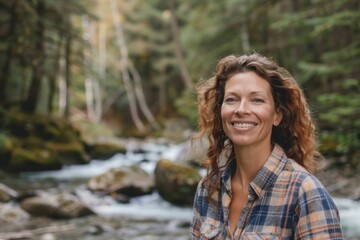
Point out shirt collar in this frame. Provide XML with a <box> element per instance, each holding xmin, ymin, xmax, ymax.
<box><xmin>221</xmin><ymin>144</ymin><xmax>288</xmax><ymax>198</ymax></box>
<box><xmin>250</xmin><ymin>144</ymin><xmax>288</xmax><ymax>198</ymax></box>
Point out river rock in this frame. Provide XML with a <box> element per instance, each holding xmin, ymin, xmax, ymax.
<box><xmin>20</xmin><ymin>192</ymin><xmax>95</xmax><ymax>219</ymax></box>
<box><xmin>154</xmin><ymin>159</ymin><xmax>202</xmax><ymax>206</ymax></box>
<box><xmin>87</xmin><ymin>165</ymin><xmax>154</xmax><ymax>197</ymax></box>
<box><xmin>85</xmin><ymin>140</ymin><xmax>127</xmax><ymax>160</ymax></box>
<box><xmin>0</xmin><ymin>183</ymin><xmax>18</xmax><ymax>202</ymax></box>
<box><xmin>0</xmin><ymin>133</ymin><xmax>13</xmax><ymax>166</ymax></box>
<box><xmin>10</xmin><ymin>147</ymin><xmax>62</xmax><ymax>171</ymax></box>
<box><xmin>47</xmin><ymin>141</ymin><xmax>90</xmax><ymax>165</ymax></box>
<box><xmin>0</xmin><ymin>203</ymin><xmax>30</xmax><ymax>223</ymax></box>
<box><xmin>0</xmin><ymin>109</ymin><xmax>92</xmax><ymax>171</ymax></box>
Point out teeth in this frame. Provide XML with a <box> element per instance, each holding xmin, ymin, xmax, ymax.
<box><xmin>233</xmin><ymin>123</ymin><xmax>256</xmax><ymax>128</ymax></box>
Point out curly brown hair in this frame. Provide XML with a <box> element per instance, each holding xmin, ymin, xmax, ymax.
<box><xmin>196</xmin><ymin>53</ymin><xmax>319</xmax><ymax>191</ymax></box>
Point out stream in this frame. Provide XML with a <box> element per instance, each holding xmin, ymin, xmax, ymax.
<box><xmin>2</xmin><ymin>139</ymin><xmax>360</xmax><ymax>239</ymax></box>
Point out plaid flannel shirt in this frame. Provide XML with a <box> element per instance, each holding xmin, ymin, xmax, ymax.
<box><xmin>191</xmin><ymin>144</ymin><xmax>344</xmax><ymax>239</ymax></box>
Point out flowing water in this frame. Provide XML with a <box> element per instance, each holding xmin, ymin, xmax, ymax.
<box><xmin>3</xmin><ymin>139</ymin><xmax>360</xmax><ymax>239</ymax></box>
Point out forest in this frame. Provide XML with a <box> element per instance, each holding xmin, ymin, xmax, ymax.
<box><xmin>0</xmin><ymin>0</ymin><xmax>359</xmax><ymax>170</ymax></box>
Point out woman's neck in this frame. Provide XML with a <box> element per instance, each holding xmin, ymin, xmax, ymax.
<box><xmin>233</xmin><ymin>143</ymin><xmax>273</xmax><ymax>188</ymax></box>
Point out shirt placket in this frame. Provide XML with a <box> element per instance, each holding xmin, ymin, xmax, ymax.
<box><xmin>232</xmin><ymin>189</ymin><xmax>255</xmax><ymax>239</ymax></box>
<box><xmin>222</xmin><ymin>187</ymin><xmax>232</xmax><ymax>239</ymax></box>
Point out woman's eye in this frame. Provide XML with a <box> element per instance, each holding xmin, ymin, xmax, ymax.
<box><xmin>253</xmin><ymin>98</ymin><xmax>265</xmax><ymax>103</ymax></box>
<box><xmin>224</xmin><ymin>97</ymin><xmax>237</xmax><ymax>103</ymax></box>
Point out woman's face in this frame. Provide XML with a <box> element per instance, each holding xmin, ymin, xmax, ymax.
<box><xmin>221</xmin><ymin>71</ymin><xmax>282</xmax><ymax>150</ymax></box>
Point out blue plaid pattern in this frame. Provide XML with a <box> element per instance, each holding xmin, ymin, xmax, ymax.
<box><xmin>191</xmin><ymin>145</ymin><xmax>344</xmax><ymax>239</ymax></box>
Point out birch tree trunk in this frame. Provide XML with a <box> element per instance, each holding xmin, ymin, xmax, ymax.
<box><xmin>82</xmin><ymin>16</ymin><xmax>104</xmax><ymax>122</ymax></box>
<box><xmin>128</xmin><ymin>61</ymin><xmax>159</xmax><ymax>129</ymax></box>
<box><xmin>64</xmin><ymin>30</ymin><xmax>72</xmax><ymax>119</ymax></box>
<box><xmin>58</xmin><ymin>57</ymin><xmax>66</xmax><ymax>115</ymax></box>
<box><xmin>95</xmin><ymin>21</ymin><xmax>106</xmax><ymax>121</ymax></box>
<box><xmin>109</xmin><ymin>0</ymin><xmax>145</xmax><ymax>131</ymax></box>
<box><xmin>82</xmin><ymin>16</ymin><xmax>97</xmax><ymax>121</ymax></box>
<box><xmin>168</xmin><ymin>0</ymin><xmax>193</xmax><ymax>90</ymax></box>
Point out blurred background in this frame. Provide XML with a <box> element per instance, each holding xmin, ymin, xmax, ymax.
<box><xmin>0</xmin><ymin>0</ymin><xmax>359</xmax><ymax>239</ymax></box>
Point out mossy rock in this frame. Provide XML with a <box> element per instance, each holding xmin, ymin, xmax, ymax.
<box><xmin>47</xmin><ymin>142</ymin><xmax>90</xmax><ymax>165</ymax></box>
<box><xmin>0</xmin><ymin>133</ymin><xmax>13</xmax><ymax>165</ymax></box>
<box><xmin>87</xmin><ymin>165</ymin><xmax>154</xmax><ymax>197</ymax></box>
<box><xmin>87</xmin><ymin>142</ymin><xmax>127</xmax><ymax>160</ymax></box>
<box><xmin>154</xmin><ymin>159</ymin><xmax>201</xmax><ymax>206</ymax></box>
<box><xmin>4</xmin><ymin>110</ymin><xmax>81</xmax><ymax>143</ymax></box>
<box><xmin>10</xmin><ymin>147</ymin><xmax>61</xmax><ymax>172</ymax></box>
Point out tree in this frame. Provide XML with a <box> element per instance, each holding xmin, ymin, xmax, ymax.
<box><xmin>22</xmin><ymin>0</ymin><xmax>46</xmax><ymax>114</ymax></box>
<box><xmin>0</xmin><ymin>0</ymin><xmax>18</xmax><ymax>105</ymax></box>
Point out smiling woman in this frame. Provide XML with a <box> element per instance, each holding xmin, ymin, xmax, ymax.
<box><xmin>191</xmin><ymin>53</ymin><xmax>344</xmax><ymax>239</ymax></box>
<box><xmin>221</xmin><ymin>71</ymin><xmax>282</xmax><ymax>151</ymax></box>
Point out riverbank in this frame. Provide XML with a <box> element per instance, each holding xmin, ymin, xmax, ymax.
<box><xmin>0</xmin><ymin>214</ymin><xmax>191</xmax><ymax>240</ymax></box>
<box><xmin>1</xmin><ymin>139</ymin><xmax>360</xmax><ymax>240</ymax></box>
<box><xmin>317</xmin><ymin>165</ymin><xmax>360</xmax><ymax>201</ymax></box>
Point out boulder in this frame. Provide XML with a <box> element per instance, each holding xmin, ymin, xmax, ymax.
<box><xmin>10</xmin><ymin>147</ymin><xmax>62</xmax><ymax>171</ymax></box>
<box><xmin>87</xmin><ymin>165</ymin><xmax>154</xmax><ymax>197</ymax></box>
<box><xmin>86</xmin><ymin>141</ymin><xmax>127</xmax><ymax>160</ymax></box>
<box><xmin>0</xmin><ymin>203</ymin><xmax>30</xmax><ymax>224</ymax></box>
<box><xmin>20</xmin><ymin>192</ymin><xmax>95</xmax><ymax>219</ymax></box>
<box><xmin>0</xmin><ymin>109</ymin><xmax>91</xmax><ymax>171</ymax></box>
<box><xmin>0</xmin><ymin>133</ymin><xmax>13</xmax><ymax>166</ymax></box>
<box><xmin>154</xmin><ymin>159</ymin><xmax>202</xmax><ymax>206</ymax></box>
<box><xmin>0</xmin><ymin>183</ymin><xmax>18</xmax><ymax>202</ymax></box>
<box><xmin>47</xmin><ymin>142</ymin><xmax>90</xmax><ymax>165</ymax></box>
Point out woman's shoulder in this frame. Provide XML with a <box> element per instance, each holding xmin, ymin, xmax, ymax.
<box><xmin>282</xmin><ymin>158</ymin><xmax>329</xmax><ymax>193</ymax></box>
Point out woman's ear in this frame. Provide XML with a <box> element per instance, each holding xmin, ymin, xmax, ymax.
<box><xmin>273</xmin><ymin>109</ymin><xmax>283</xmax><ymax>126</ymax></box>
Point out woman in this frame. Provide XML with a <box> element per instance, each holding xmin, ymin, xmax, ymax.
<box><xmin>191</xmin><ymin>53</ymin><xmax>343</xmax><ymax>239</ymax></box>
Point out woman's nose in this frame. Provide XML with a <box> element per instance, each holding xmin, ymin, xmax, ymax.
<box><xmin>234</xmin><ymin>101</ymin><xmax>250</xmax><ymax>114</ymax></box>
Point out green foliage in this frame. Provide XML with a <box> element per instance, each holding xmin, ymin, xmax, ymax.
<box><xmin>175</xmin><ymin>89</ymin><xmax>198</xmax><ymax>129</ymax></box>
<box><xmin>319</xmin><ymin>131</ymin><xmax>360</xmax><ymax>169</ymax></box>
<box><xmin>0</xmin><ymin>132</ymin><xmax>13</xmax><ymax>154</ymax></box>
<box><xmin>0</xmin><ymin>0</ymin><xmax>359</xmax><ymax>169</ymax></box>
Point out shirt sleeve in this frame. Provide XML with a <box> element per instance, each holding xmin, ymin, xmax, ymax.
<box><xmin>295</xmin><ymin>175</ymin><xmax>344</xmax><ymax>239</ymax></box>
<box><xmin>190</xmin><ymin>183</ymin><xmax>202</xmax><ymax>239</ymax></box>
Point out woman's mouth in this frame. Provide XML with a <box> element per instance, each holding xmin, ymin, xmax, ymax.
<box><xmin>232</xmin><ymin>122</ymin><xmax>257</xmax><ymax>129</ymax></box>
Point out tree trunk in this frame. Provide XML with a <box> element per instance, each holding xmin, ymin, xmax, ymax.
<box><xmin>58</xmin><ymin>57</ymin><xmax>66</xmax><ymax>116</ymax></box>
<box><xmin>158</xmin><ymin>73</ymin><xmax>166</xmax><ymax>117</ymax></box>
<box><xmin>239</xmin><ymin>0</ymin><xmax>250</xmax><ymax>53</ymax></box>
<box><xmin>95</xmin><ymin>20</ymin><xmax>106</xmax><ymax>121</ymax></box>
<box><xmin>0</xmin><ymin>0</ymin><xmax>18</xmax><ymax>105</ymax></box>
<box><xmin>82</xmin><ymin>16</ymin><xmax>96</xmax><ymax>121</ymax></box>
<box><xmin>168</xmin><ymin>0</ymin><xmax>193</xmax><ymax>90</ymax></box>
<box><xmin>22</xmin><ymin>0</ymin><xmax>45</xmax><ymax>113</ymax></box>
<box><xmin>128</xmin><ymin>61</ymin><xmax>159</xmax><ymax>129</ymax></box>
<box><xmin>109</xmin><ymin>0</ymin><xmax>145</xmax><ymax>131</ymax></box>
<box><xmin>64</xmin><ymin>29</ymin><xmax>72</xmax><ymax>119</ymax></box>
<box><xmin>83</xmin><ymin>16</ymin><xmax>103</xmax><ymax>122</ymax></box>
<box><xmin>47</xmin><ymin>32</ymin><xmax>63</xmax><ymax>114</ymax></box>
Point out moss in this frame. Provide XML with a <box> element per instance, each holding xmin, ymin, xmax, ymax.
<box><xmin>47</xmin><ymin>142</ymin><xmax>90</xmax><ymax>165</ymax></box>
<box><xmin>0</xmin><ymin>133</ymin><xmax>13</xmax><ymax>165</ymax></box>
<box><xmin>10</xmin><ymin>147</ymin><xmax>61</xmax><ymax>171</ymax></box>
<box><xmin>157</xmin><ymin>159</ymin><xmax>201</xmax><ymax>181</ymax></box>
<box><xmin>87</xmin><ymin>142</ymin><xmax>127</xmax><ymax>160</ymax></box>
<box><xmin>155</xmin><ymin>159</ymin><xmax>201</xmax><ymax>206</ymax></box>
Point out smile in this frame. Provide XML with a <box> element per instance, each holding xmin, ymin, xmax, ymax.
<box><xmin>232</xmin><ymin>122</ymin><xmax>257</xmax><ymax>128</ymax></box>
